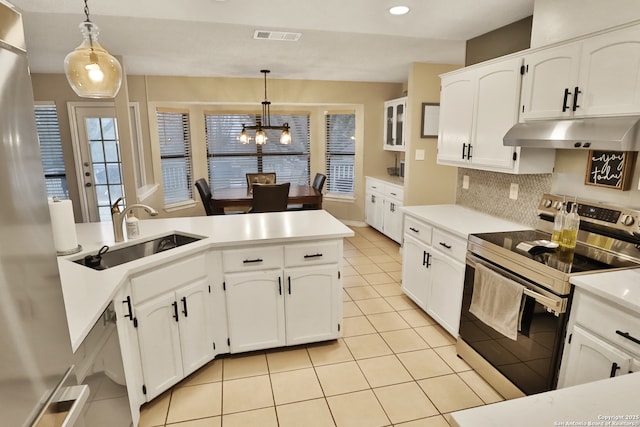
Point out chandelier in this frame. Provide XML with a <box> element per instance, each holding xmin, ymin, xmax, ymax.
<box><xmin>238</xmin><ymin>70</ymin><xmax>291</xmax><ymax>145</ymax></box>
<box><xmin>63</xmin><ymin>0</ymin><xmax>122</xmax><ymax>98</ymax></box>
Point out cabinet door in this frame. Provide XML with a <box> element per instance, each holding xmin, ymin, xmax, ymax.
<box><xmin>470</xmin><ymin>58</ymin><xmax>522</xmax><ymax>172</ymax></box>
<box><xmin>365</xmin><ymin>191</ymin><xmax>384</xmax><ymax>231</ymax></box>
<box><xmin>284</xmin><ymin>265</ymin><xmax>340</xmax><ymax>345</ymax></box>
<box><xmin>576</xmin><ymin>25</ymin><xmax>640</xmax><ymax>117</ymax></box>
<box><xmin>401</xmin><ymin>235</ymin><xmax>431</xmax><ymax>310</ymax></box>
<box><xmin>383</xmin><ymin>199</ymin><xmax>403</xmax><ymax>244</ymax></box>
<box><xmin>426</xmin><ymin>250</ymin><xmax>465</xmax><ymax>337</ymax></box>
<box><xmin>384</xmin><ymin>98</ymin><xmax>406</xmax><ymax>151</ymax></box>
<box><xmin>561</xmin><ymin>325</ymin><xmax>632</xmax><ymax>388</ymax></box>
<box><xmin>437</xmin><ymin>71</ymin><xmax>475</xmax><ymax>166</ymax></box>
<box><xmin>520</xmin><ymin>43</ymin><xmax>581</xmax><ymax>120</ymax></box>
<box><xmin>135</xmin><ymin>292</ymin><xmax>183</xmax><ymax>401</ymax></box>
<box><xmin>176</xmin><ymin>279</ymin><xmax>214</xmax><ymax>377</ymax></box>
<box><xmin>225</xmin><ymin>270</ymin><xmax>285</xmax><ymax>353</ymax></box>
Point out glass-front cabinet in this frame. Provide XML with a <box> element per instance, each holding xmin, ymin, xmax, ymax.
<box><xmin>384</xmin><ymin>97</ymin><xmax>406</xmax><ymax>151</ymax></box>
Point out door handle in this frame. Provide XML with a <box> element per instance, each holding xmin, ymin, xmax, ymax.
<box><xmin>439</xmin><ymin>242</ymin><xmax>452</xmax><ymax>249</ymax></box>
<box><xmin>85</xmin><ymin>182</ymin><xmax>92</xmax><ymax>188</ymax></box>
<box><xmin>462</xmin><ymin>143</ymin><xmax>467</xmax><ymax>160</ymax></box>
<box><xmin>181</xmin><ymin>296</ymin><xmax>188</xmax><ymax>317</ymax></box>
<box><xmin>466</xmin><ymin>144</ymin><xmax>472</xmax><ymax>160</ymax></box>
<box><xmin>610</xmin><ymin>362</ymin><xmax>620</xmax><ymax>377</ymax></box>
<box><xmin>172</xmin><ymin>301</ymin><xmax>179</xmax><ymax>322</ymax></box>
<box><xmin>278</xmin><ymin>276</ymin><xmax>282</xmax><ymax>295</ymax></box>
<box><xmin>288</xmin><ymin>276</ymin><xmax>292</xmax><ymax>295</ymax></box>
<box><xmin>572</xmin><ymin>86</ymin><xmax>581</xmax><ymax>111</ymax></box>
<box><xmin>562</xmin><ymin>88</ymin><xmax>572</xmax><ymax>112</ymax></box>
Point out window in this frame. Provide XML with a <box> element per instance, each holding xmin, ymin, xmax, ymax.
<box><xmin>325</xmin><ymin>112</ymin><xmax>355</xmax><ymax>196</ymax></box>
<box><xmin>34</xmin><ymin>104</ymin><xmax>68</xmax><ymax>199</ymax></box>
<box><xmin>205</xmin><ymin>112</ymin><xmax>310</xmax><ymax>190</ymax></box>
<box><xmin>157</xmin><ymin>109</ymin><xmax>193</xmax><ymax>205</ymax></box>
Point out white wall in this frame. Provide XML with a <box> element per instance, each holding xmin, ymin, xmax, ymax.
<box><xmin>531</xmin><ymin>0</ymin><xmax>640</xmax><ymax>48</ymax></box>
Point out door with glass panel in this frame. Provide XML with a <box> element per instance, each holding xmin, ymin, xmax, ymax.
<box><xmin>74</xmin><ymin>107</ymin><xmax>124</xmax><ymax>222</ymax></box>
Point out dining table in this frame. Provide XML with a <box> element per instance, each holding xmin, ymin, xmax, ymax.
<box><xmin>209</xmin><ymin>184</ymin><xmax>322</xmax><ymax>214</ymax></box>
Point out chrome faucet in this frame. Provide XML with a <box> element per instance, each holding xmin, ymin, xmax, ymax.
<box><xmin>111</xmin><ymin>197</ymin><xmax>159</xmax><ymax>242</ymax></box>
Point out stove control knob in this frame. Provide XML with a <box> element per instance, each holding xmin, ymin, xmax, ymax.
<box><xmin>620</xmin><ymin>214</ymin><xmax>635</xmax><ymax>226</ymax></box>
<box><xmin>542</xmin><ymin>199</ymin><xmax>553</xmax><ymax>208</ymax></box>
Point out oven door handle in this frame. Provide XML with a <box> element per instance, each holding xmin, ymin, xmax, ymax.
<box><xmin>466</xmin><ymin>252</ymin><xmax>567</xmax><ymax>314</ymax></box>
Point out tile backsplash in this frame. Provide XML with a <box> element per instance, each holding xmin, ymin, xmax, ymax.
<box><xmin>455</xmin><ymin>168</ymin><xmax>552</xmax><ymax>228</ymax></box>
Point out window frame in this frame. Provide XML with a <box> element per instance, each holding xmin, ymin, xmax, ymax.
<box><xmin>325</xmin><ymin>110</ymin><xmax>356</xmax><ymax>197</ymax></box>
<box><xmin>156</xmin><ymin>107</ymin><xmax>194</xmax><ymax>207</ymax></box>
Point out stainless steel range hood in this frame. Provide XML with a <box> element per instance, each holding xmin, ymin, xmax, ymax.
<box><xmin>503</xmin><ymin>116</ymin><xmax>640</xmax><ymax>151</ymax></box>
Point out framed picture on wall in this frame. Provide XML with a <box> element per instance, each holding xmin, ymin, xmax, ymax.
<box><xmin>584</xmin><ymin>150</ymin><xmax>637</xmax><ymax>190</ymax></box>
<box><xmin>420</xmin><ymin>103</ymin><xmax>440</xmax><ymax>138</ymax></box>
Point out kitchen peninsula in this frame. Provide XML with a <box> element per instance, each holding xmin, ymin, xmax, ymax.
<box><xmin>57</xmin><ymin>210</ymin><xmax>354</xmax><ymax>425</ymax></box>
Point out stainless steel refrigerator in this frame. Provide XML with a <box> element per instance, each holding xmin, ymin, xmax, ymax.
<box><xmin>0</xmin><ymin>2</ymin><xmax>88</xmax><ymax>425</ymax></box>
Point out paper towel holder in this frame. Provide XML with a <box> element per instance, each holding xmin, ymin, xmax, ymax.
<box><xmin>51</xmin><ymin>197</ymin><xmax>83</xmax><ymax>256</ymax></box>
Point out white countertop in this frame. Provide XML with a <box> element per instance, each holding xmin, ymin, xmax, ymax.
<box><xmin>58</xmin><ymin>210</ymin><xmax>354</xmax><ymax>352</ymax></box>
<box><xmin>402</xmin><ymin>204</ymin><xmax>529</xmax><ymax>238</ymax></box>
<box><xmin>570</xmin><ymin>268</ymin><xmax>640</xmax><ymax>313</ymax></box>
<box><xmin>451</xmin><ymin>371</ymin><xmax>640</xmax><ymax>427</ymax></box>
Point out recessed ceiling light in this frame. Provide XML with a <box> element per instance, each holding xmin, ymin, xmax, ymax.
<box><xmin>389</xmin><ymin>5</ymin><xmax>410</xmax><ymax>15</ymax></box>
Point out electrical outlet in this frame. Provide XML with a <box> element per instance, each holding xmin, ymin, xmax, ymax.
<box><xmin>462</xmin><ymin>175</ymin><xmax>469</xmax><ymax>190</ymax></box>
<box><xmin>509</xmin><ymin>183</ymin><xmax>519</xmax><ymax>200</ymax></box>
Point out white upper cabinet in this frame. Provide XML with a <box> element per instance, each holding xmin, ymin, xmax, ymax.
<box><xmin>521</xmin><ymin>23</ymin><xmax>640</xmax><ymax>120</ymax></box>
<box><xmin>520</xmin><ymin>43</ymin><xmax>582</xmax><ymax>120</ymax></box>
<box><xmin>438</xmin><ymin>56</ymin><xmax>555</xmax><ymax>174</ymax></box>
<box><xmin>383</xmin><ymin>97</ymin><xmax>407</xmax><ymax>151</ymax></box>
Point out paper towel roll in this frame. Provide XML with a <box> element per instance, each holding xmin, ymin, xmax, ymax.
<box><xmin>48</xmin><ymin>199</ymin><xmax>78</xmax><ymax>254</ymax></box>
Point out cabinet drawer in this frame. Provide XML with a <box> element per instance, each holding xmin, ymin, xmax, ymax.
<box><xmin>572</xmin><ymin>289</ymin><xmax>640</xmax><ymax>357</ymax></box>
<box><xmin>131</xmin><ymin>254</ymin><xmax>207</xmax><ymax>303</ymax></box>
<box><xmin>366</xmin><ymin>178</ymin><xmax>383</xmax><ymax>193</ymax></box>
<box><xmin>285</xmin><ymin>240</ymin><xmax>340</xmax><ymax>267</ymax></box>
<box><xmin>403</xmin><ymin>216</ymin><xmax>432</xmax><ymax>246</ymax></box>
<box><xmin>431</xmin><ymin>228</ymin><xmax>467</xmax><ymax>263</ymax></box>
<box><xmin>223</xmin><ymin>245</ymin><xmax>283</xmax><ymax>272</ymax></box>
<box><xmin>384</xmin><ymin>184</ymin><xmax>403</xmax><ymax>201</ymax></box>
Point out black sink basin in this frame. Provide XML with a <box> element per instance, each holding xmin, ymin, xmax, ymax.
<box><xmin>73</xmin><ymin>233</ymin><xmax>203</xmax><ymax>270</ymax></box>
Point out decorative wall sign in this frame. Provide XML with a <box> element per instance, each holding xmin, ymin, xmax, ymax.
<box><xmin>420</xmin><ymin>103</ymin><xmax>440</xmax><ymax>138</ymax></box>
<box><xmin>585</xmin><ymin>150</ymin><xmax>637</xmax><ymax>190</ymax></box>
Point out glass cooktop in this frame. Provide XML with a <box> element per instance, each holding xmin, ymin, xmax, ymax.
<box><xmin>470</xmin><ymin>229</ymin><xmax>638</xmax><ymax>274</ymax></box>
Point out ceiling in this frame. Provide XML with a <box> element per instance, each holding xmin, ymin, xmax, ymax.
<box><xmin>9</xmin><ymin>0</ymin><xmax>534</xmax><ymax>83</ymax></box>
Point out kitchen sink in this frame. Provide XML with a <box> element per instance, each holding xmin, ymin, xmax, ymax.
<box><xmin>73</xmin><ymin>233</ymin><xmax>204</xmax><ymax>270</ymax></box>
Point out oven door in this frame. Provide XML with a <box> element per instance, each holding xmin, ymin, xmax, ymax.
<box><xmin>459</xmin><ymin>253</ymin><xmax>570</xmax><ymax>396</ymax></box>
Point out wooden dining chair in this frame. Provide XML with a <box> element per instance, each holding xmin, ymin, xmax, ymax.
<box><xmin>250</xmin><ymin>182</ymin><xmax>290</xmax><ymax>213</ymax></box>
<box><xmin>194</xmin><ymin>178</ymin><xmax>215</xmax><ymax>216</ymax></box>
<box><xmin>246</xmin><ymin>172</ymin><xmax>276</xmax><ymax>192</ymax></box>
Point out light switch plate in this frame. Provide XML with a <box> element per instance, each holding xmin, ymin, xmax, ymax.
<box><xmin>509</xmin><ymin>183</ymin><xmax>519</xmax><ymax>200</ymax></box>
<box><xmin>415</xmin><ymin>149</ymin><xmax>425</xmax><ymax>161</ymax></box>
<box><xmin>462</xmin><ymin>175</ymin><xmax>469</xmax><ymax>190</ymax></box>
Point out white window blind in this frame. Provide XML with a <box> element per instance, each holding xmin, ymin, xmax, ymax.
<box><xmin>157</xmin><ymin>109</ymin><xmax>193</xmax><ymax>205</ymax></box>
<box><xmin>325</xmin><ymin>112</ymin><xmax>355</xmax><ymax>195</ymax></box>
<box><xmin>34</xmin><ymin>104</ymin><xmax>68</xmax><ymax>199</ymax></box>
<box><xmin>204</xmin><ymin>112</ymin><xmax>310</xmax><ymax>190</ymax></box>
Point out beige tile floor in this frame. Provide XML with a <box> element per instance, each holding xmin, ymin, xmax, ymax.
<box><xmin>139</xmin><ymin>226</ymin><xmax>504</xmax><ymax>427</ymax></box>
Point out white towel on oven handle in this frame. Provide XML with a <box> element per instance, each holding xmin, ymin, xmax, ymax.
<box><xmin>469</xmin><ymin>263</ymin><xmax>524</xmax><ymax>341</ymax></box>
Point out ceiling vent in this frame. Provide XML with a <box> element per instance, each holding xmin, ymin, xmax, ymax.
<box><xmin>253</xmin><ymin>30</ymin><xmax>302</xmax><ymax>42</ymax></box>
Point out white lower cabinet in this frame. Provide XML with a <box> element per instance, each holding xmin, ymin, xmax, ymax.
<box><xmin>225</xmin><ymin>269</ymin><xmax>286</xmax><ymax>353</ymax></box>
<box><xmin>285</xmin><ymin>265</ymin><xmax>340</xmax><ymax>345</ymax></box>
<box><xmin>114</xmin><ymin>239</ymin><xmax>343</xmax><ymax>411</ymax></box>
<box><xmin>401</xmin><ymin>234</ymin><xmax>431</xmax><ymax>309</ymax></box>
<box><xmin>223</xmin><ymin>241</ymin><xmax>342</xmax><ymax>353</ymax></box>
<box><xmin>401</xmin><ymin>215</ymin><xmax>466</xmax><ymax>337</ymax></box>
<box><xmin>558</xmin><ymin>288</ymin><xmax>640</xmax><ymax>388</ymax></box>
<box><xmin>135</xmin><ymin>279</ymin><xmax>212</xmax><ymax>400</ymax></box>
<box><xmin>365</xmin><ymin>177</ymin><xmax>404</xmax><ymax>243</ymax></box>
<box><xmin>560</xmin><ymin>325</ymin><xmax>633</xmax><ymax>388</ymax></box>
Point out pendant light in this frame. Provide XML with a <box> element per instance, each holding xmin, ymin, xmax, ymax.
<box><xmin>238</xmin><ymin>70</ymin><xmax>291</xmax><ymax>145</ymax></box>
<box><xmin>64</xmin><ymin>0</ymin><xmax>122</xmax><ymax>98</ymax></box>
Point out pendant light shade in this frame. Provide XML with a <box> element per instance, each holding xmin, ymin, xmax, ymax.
<box><xmin>64</xmin><ymin>2</ymin><xmax>122</xmax><ymax>98</ymax></box>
